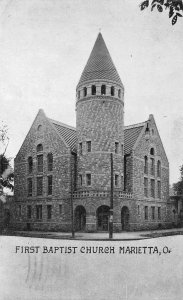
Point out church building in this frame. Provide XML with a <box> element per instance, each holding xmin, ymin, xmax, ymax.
<box><xmin>13</xmin><ymin>33</ymin><xmax>170</xmax><ymax>232</ymax></box>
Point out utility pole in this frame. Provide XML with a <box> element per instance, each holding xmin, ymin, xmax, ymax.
<box><xmin>70</xmin><ymin>152</ymin><xmax>75</xmax><ymax>238</ymax></box>
<box><xmin>109</xmin><ymin>152</ymin><xmax>113</xmax><ymax>239</ymax></box>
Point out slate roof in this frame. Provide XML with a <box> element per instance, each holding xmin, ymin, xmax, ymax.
<box><xmin>77</xmin><ymin>33</ymin><xmax>123</xmax><ymax>87</ymax></box>
<box><xmin>124</xmin><ymin>122</ymin><xmax>145</xmax><ymax>155</ymax></box>
<box><xmin>49</xmin><ymin>119</ymin><xmax>77</xmax><ymax>153</ymax></box>
<box><xmin>50</xmin><ymin>117</ymin><xmax>145</xmax><ymax>155</ymax></box>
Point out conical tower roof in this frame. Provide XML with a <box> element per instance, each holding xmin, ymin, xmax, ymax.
<box><xmin>77</xmin><ymin>33</ymin><xmax>123</xmax><ymax>88</ymax></box>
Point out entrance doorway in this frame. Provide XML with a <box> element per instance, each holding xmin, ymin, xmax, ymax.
<box><xmin>97</xmin><ymin>205</ymin><xmax>110</xmax><ymax>231</ymax></box>
<box><xmin>75</xmin><ymin>206</ymin><xmax>86</xmax><ymax>231</ymax></box>
<box><xmin>121</xmin><ymin>206</ymin><xmax>130</xmax><ymax>230</ymax></box>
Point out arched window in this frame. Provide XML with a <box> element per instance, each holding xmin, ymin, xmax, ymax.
<box><xmin>101</xmin><ymin>85</ymin><xmax>106</xmax><ymax>95</ymax></box>
<box><xmin>84</xmin><ymin>87</ymin><xmax>87</xmax><ymax>97</ymax></box>
<box><xmin>91</xmin><ymin>85</ymin><xmax>96</xmax><ymax>95</ymax></box>
<box><xmin>118</xmin><ymin>89</ymin><xmax>121</xmax><ymax>98</ymax></box>
<box><xmin>47</xmin><ymin>153</ymin><xmax>53</xmax><ymax>171</ymax></box>
<box><xmin>111</xmin><ymin>86</ymin><xmax>115</xmax><ymax>96</ymax></box>
<box><xmin>37</xmin><ymin>144</ymin><xmax>43</xmax><ymax>152</ymax></box>
<box><xmin>37</xmin><ymin>125</ymin><xmax>42</xmax><ymax>132</ymax></box>
<box><xmin>157</xmin><ymin>160</ymin><xmax>161</xmax><ymax>177</ymax></box>
<box><xmin>150</xmin><ymin>148</ymin><xmax>154</xmax><ymax>155</ymax></box>
<box><xmin>144</xmin><ymin>156</ymin><xmax>148</xmax><ymax>174</ymax></box>
<box><xmin>28</xmin><ymin>157</ymin><xmax>33</xmax><ymax>173</ymax></box>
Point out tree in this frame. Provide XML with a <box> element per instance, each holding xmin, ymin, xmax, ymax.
<box><xmin>173</xmin><ymin>165</ymin><xmax>183</xmax><ymax>195</ymax></box>
<box><xmin>140</xmin><ymin>0</ymin><xmax>183</xmax><ymax>25</ymax></box>
<box><xmin>0</xmin><ymin>122</ymin><xmax>14</xmax><ymax>193</ymax></box>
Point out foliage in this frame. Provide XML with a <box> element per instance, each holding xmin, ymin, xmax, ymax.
<box><xmin>0</xmin><ymin>123</ymin><xmax>14</xmax><ymax>192</ymax></box>
<box><xmin>140</xmin><ymin>0</ymin><xmax>183</xmax><ymax>25</ymax></box>
<box><xmin>173</xmin><ymin>165</ymin><xmax>183</xmax><ymax>195</ymax></box>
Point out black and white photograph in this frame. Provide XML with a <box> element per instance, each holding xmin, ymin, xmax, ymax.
<box><xmin>0</xmin><ymin>0</ymin><xmax>183</xmax><ymax>299</ymax></box>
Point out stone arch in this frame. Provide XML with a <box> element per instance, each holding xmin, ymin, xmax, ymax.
<box><xmin>96</xmin><ymin>205</ymin><xmax>110</xmax><ymax>231</ymax></box>
<box><xmin>74</xmin><ymin>205</ymin><xmax>86</xmax><ymax>231</ymax></box>
<box><xmin>121</xmin><ymin>206</ymin><xmax>130</xmax><ymax>231</ymax></box>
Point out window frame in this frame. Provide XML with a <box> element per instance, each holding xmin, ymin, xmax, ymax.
<box><xmin>86</xmin><ymin>173</ymin><xmax>91</xmax><ymax>186</ymax></box>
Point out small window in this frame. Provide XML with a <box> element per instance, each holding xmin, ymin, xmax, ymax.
<box><xmin>121</xmin><ymin>175</ymin><xmax>124</xmax><ymax>189</ymax></box>
<box><xmin>92</xmin><ymin>85</ymin><xmax>96</xmax><ymax>95</ymax></box>
<box><xmin>47</xmin><ymin>153</ymin><xmax>53</xmax><ymax>171</ymax></box>
<box><xmin>150</xmin><ymin>158</ymin><xmax>155</xmax><ymax>176</ymax></box>
<box><xmin>27</xmin><ymin>205</ymin><xmax>32</xmax><ymax>219</ymax></box>
<box><xmin>138</xmin><ymin>205</ymin><xmax>140</xmax><ymax>215</ymax></box>
<box><xmin>157</xmin><ymin>160</ymin><xmax>161</xmax><ymax>177</ymax></box>
<box><xmin>151</xmin><ymin>206</ymin><xmax>155</xmax><ymax>220</ymax></box>
<box><xmin>47</xmin><ymin>205</ymin><xmax>52</xmax><ymax>220</ymax></box>
<box><xmin>158</xmin><ymin>207</ymin><xmax>161</xmax><ymax>220</ymax></box>
<box><xmin>144</xmin><ymin>156</ymin><xmax>148</xmax><ymax>174</ymax></box>
<box><xmin>115</xmin><ymin>142</ymin><xmax>119</xmax><ymax>154</ymax></box>
<box><xmin>157</xmin><ymin>181</ymin><xmax>161</xmax><ymax>199</ymax></box>
<box><xmin>101</xmin><ymin>85</ymin><xmax>106</xmax><ymax>95</ymax></box>
<box><xmin>79</xmin><ymin>174</ymin><xmax>82</xmax><ymax>186</ymax></box>
<box><xmin>151</xmin><ymin>179</ymin><xmax>155</xmax><ymax>198</ymax></box>
<box><xmin>86</xmin><ymin>141</ymin><xmax>91</xmax><ymax>152</ymax></box>
<box><xmin>150</xmin><ymin>147</ymin><xmax>154</xmax><ymax>155</ymax></box>
<box><xmin>111</xmin><ymin>86</ymin><xmax>115</xmax><ymax>96</ymax></box>
<box><xmin>79</xmin><ymin>142</ymin><xmax>82</xmax><ymax>155</ymax></box>
<box><xmin>18</xmin><ymin>205</ymin><xmax>22</xmax><ymax>217</ymax></box>
<box><xmin>28</xmin><ymin>156</ymin><xmax>33</xmax><ymax>173</ymax></box>
<box><xmin>121</xmin><ymin>144</ymin><xmax>124</xmax><ymax>156</ymax></box>
<box><xmin>86</xmin><ymin>174</ymin><xmax>91</xmax><ymax>186</ymax></box>
<box><xmin>47</xmin><ymin>175</ymin><xmax>52</xmax><ymax>195</ymax></box>
<box><xmin>78</xmin><ymin>90</ymin><xmax>80</xmax><ymax>99</ymax></box>
<box><xmin>84</xmin><ymin>87</ymin><xmax>87</xmax><ymax>97</ymax></box>
<box><xmin>59</xmin><ymin>204</ymin><xmax>62</xmax><ymax>216</ymax></box>
<box><xmin>37</xmin><ymin>177</ymin><xmax>43</xmax><ymax>196</ymax></box>
<box><xmin>27</xmin><ymin>178</ymin><xmax>33</xmax><ymax>197</ymax></box>
<box><xmin>144</xmin><ymin>177</ymin><xmax>148</xmax><ymax>197</ymax></box>
<box><xmin>144</xmin><ymin>206</ymin><xmax>148</xmax><ymax>220</ymax></box>
<box><xmin>36</xmin><ymin>205</ymin><xmax>42</xmax><ymax>219</ymax></box>
<box><xmin>37</xmin><ymin>125</ymin><xmax>42</xmax><ymax>132</ymax></box>
<box><xmin>115</xmin><ymin>174</ymin><xmax>119</xmax><ymax>187</ymax></box>
<box><xmin>37</xmin><ymin>144</ymin><xmax>43</xmax><ymax>152</ymax></box>
<box><xmin>118</xmin><ymin>89</ymin><xmax>121</xmax><ymax>98</ymax></box>
<box><xmin>37</xmin><ymin>155</ymin><xmax>43</xmax><ymax>173</ymax></box>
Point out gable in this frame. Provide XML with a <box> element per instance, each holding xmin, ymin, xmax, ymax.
<box><xmin>124</xmin><ymin>123</ymin><xmax>145</xmax><ymax>155</ymax></box>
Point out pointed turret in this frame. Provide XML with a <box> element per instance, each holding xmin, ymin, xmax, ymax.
<box><xmin>77</xmin><ymin>33</ymin><xmax>123</xmax><ymax>88</ymax></box>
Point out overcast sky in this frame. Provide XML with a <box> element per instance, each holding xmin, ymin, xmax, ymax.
<box><xmin>0</xmin><ymin>0</ymin><xmax>183</xmax><ymax>184</ymax></box>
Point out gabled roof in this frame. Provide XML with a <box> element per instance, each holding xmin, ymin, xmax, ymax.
<box><xmin>77</xmin><ymin>33</ymin><xmax>123</xmax><ymax>87</ymax></box>
<box><xmin>49</xmin><ymin>119</ymin><xmax>77</xmax><ymax>153</ymax></box>
<box><xmin>124</xmin><ymin>122</ymin><xmax>145</xmax><ymax>155</ymax></box>
<box><xmin>50</xmin><ymin>117</ymin><xmax>146</xmax><ymax>155</ymax></box>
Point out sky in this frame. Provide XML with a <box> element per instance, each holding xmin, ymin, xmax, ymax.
<box><xmin>0</xmin><ymin>0</ymin><xmax>183</xmax><ymax>184</ymax></box>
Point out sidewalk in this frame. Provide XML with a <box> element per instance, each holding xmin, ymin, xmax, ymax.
<box><xmin>11</xmin><ymin>227</ymin><xmax>183</xmax><ymax>240</ymax></box>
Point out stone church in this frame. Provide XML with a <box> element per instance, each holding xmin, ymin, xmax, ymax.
<box><xmin>13</xmin><ymin>33</ymin><xmax>170</xmax><ymax>232</ymax></box>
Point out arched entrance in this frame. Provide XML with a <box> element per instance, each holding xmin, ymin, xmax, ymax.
<box><xmin>75</xmin><ymin>206</ymin><xmax>86</xmax><ymax>231</ymax></box>
<box><xmin>97</xmin><ymin>205</ymin><xmax>110</xmax><ymax>231</ymax></box>
<box><xmin>121</xmin><ymin>206</ymin><xmax>130</xmax><ymax>231</ymax></box>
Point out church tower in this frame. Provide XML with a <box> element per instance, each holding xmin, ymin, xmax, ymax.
<box><xmin>76</xmin><ymin>33</ymin><xmax>124</xmax><ymax>191</ymax></box>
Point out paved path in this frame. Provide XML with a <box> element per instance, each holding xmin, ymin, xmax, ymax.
<box><xmin>14</xmin><ymin>227</ymin><xmax>183</xmax><ymax>240</ymax></box>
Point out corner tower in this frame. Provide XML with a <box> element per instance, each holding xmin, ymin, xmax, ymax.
<box><xmin>76</xmin><ymin>33</ymin><xmax>124</xmax><ymax>191</ymax></box>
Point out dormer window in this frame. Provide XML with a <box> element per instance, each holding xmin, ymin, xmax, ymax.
<box><xmin>91</xmin><ymin>85</ymin><xmax>96</xmax><ymax>95</ymax></box>
<box><xmin>101</xmin><ymin>85</ymin><xmax>106</xmax><ymax>95</ymax></box>
<box><xmin>111</xmin><ymin>86</ymin><xmax>115</xmax><ymax>96</ymax></box>
<box><xmin>84</xmin><ymin>87</ymin><xmax>87</xmax><ymax>97</ymax></box>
